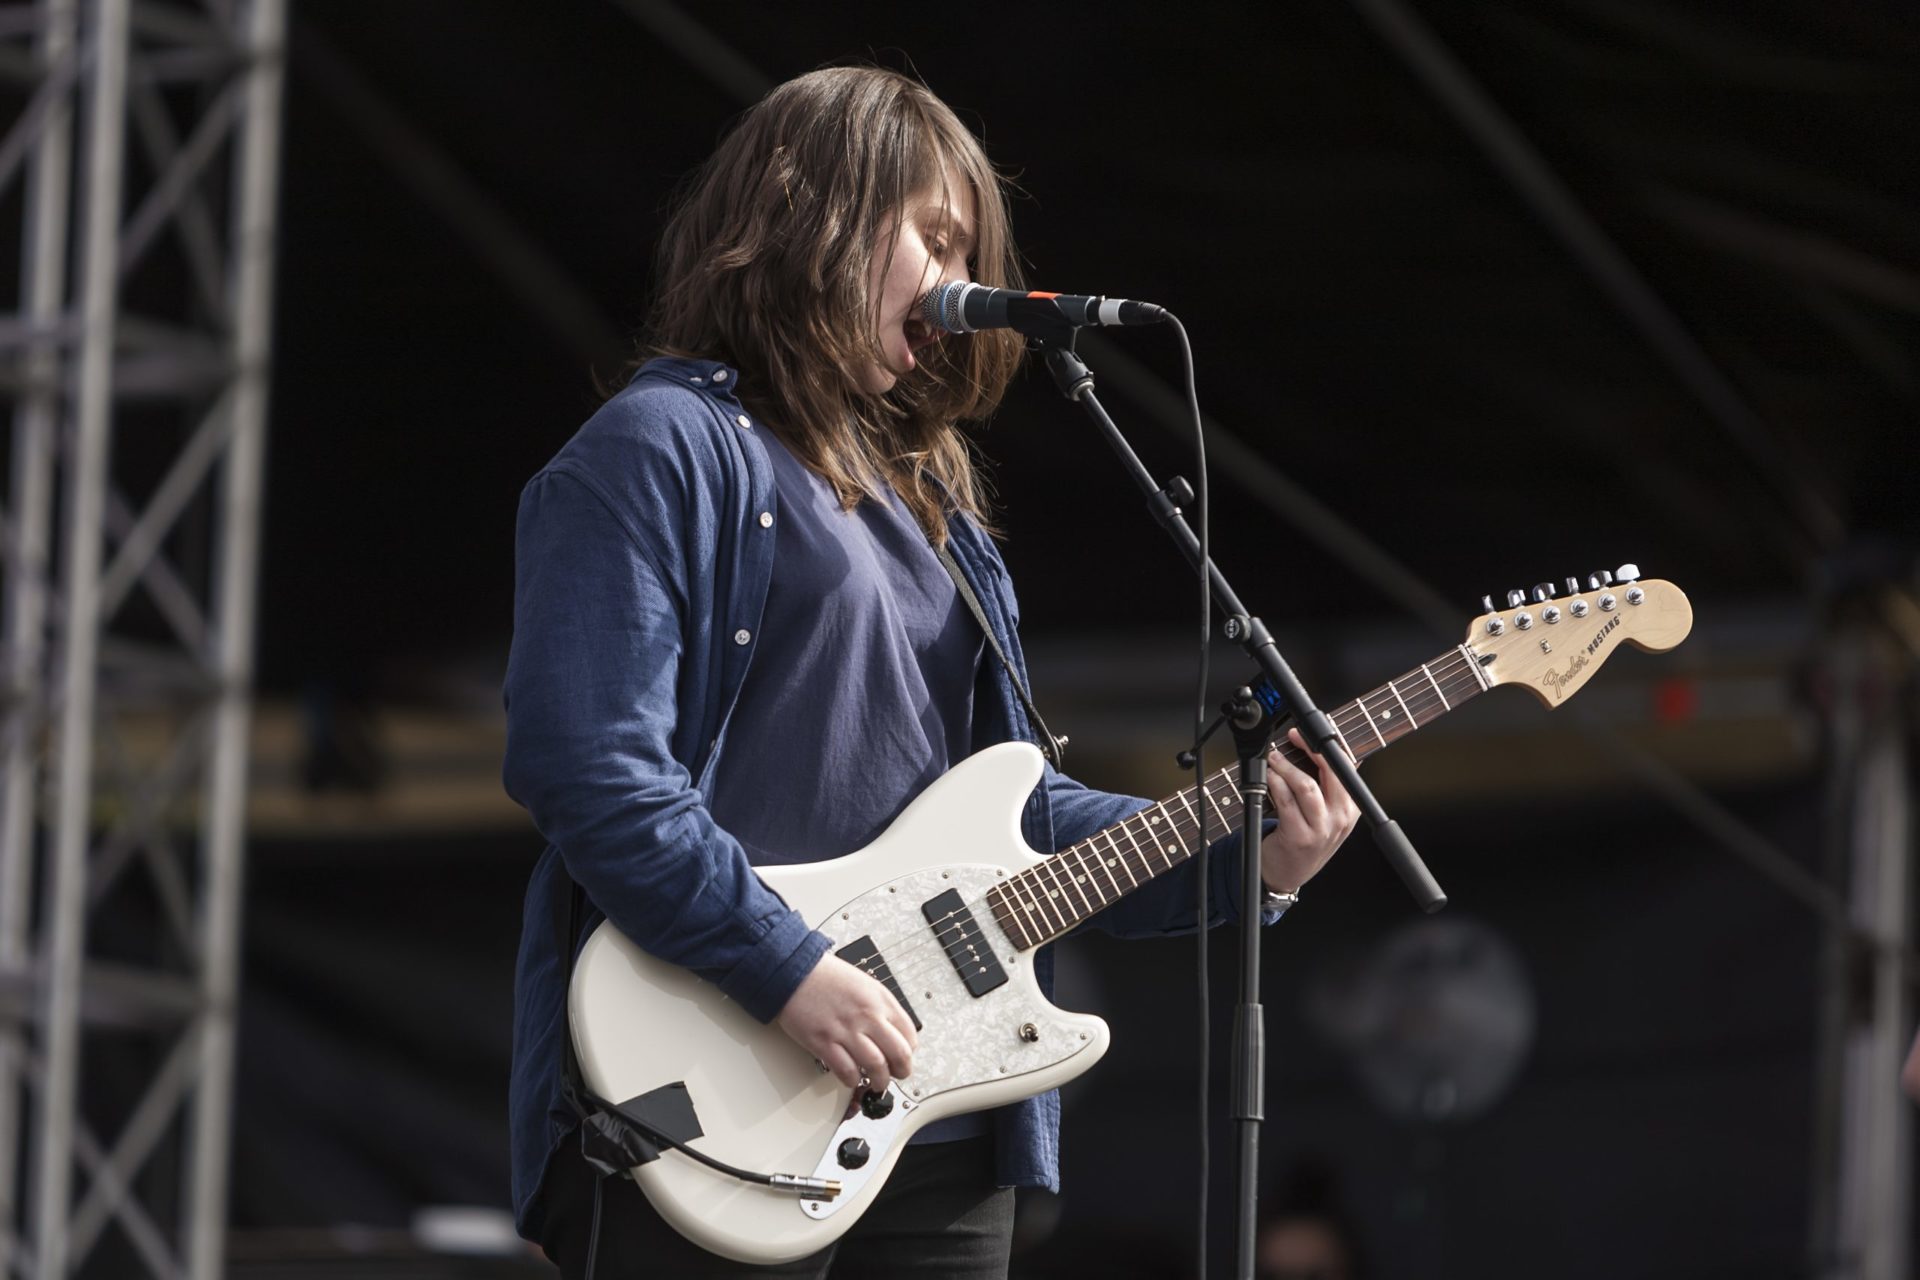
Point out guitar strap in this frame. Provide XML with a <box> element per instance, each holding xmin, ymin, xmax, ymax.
<box><xmin>930</xmin><ymin>536</ymin><xmax>1066</xmax><ymax>769</ymax></box>
<box><xmin>555</xmin><ymin>882</ymin><xmax>654</xmax><ymax>1171</ymax></box>
<box><xmin>556</xmin><ymin>885</ymin><xmax>705</xmax><ymax>1135</ymax></box>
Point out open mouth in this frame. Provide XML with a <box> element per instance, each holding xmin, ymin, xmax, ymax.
<box><xmin>903</xmin><ymin>314</ymin><xmax>940</xmax><ymax>355</ymax></box>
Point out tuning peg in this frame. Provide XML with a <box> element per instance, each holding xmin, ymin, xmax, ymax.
<box><xmin>1615</xmin><ymin>563</ymin><xmax>1640</xmax><ymax>583</ymax></box>
<box><xmin>1565</xmin><ymin>577</ymin><xmax>1581</xmax><ymax>596</ymax></box>
<box><xmin>1587</xmin><ymin>569</ymin><xmax>1613</xmax><ymax>590</ymax></box>
<box><xmin>1531</xmin><ymin>583</ymin><xmax>1553</xmax><ymax>603</ymax></box>
<box><xmin>1482</xmin><ymin>594</ymin><xmax>1497</xmax><ymax>614</ymax></box>
<box><xmin>1506</xmin><ymin>589</ymin><xmax>1527</xmax><ymax>608</ymax></box>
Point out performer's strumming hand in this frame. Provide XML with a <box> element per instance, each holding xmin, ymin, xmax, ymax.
<box><xmin>777</xmin><ymin>952</ymin><xmax>919</xmax><ymax>1094</ymax></box>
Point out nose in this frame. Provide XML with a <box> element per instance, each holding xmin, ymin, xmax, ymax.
<box><xmin>936</xmin><ymin>255</ymin><xmax>971</xmax><ymax>288</ymax></box>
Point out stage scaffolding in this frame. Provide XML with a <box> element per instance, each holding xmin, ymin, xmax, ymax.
<box><xmin>0</xmin><ymin>1</ymin><xmax>284</xmax><ymax>1277</ymax></box>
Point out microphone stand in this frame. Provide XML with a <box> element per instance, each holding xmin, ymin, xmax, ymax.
<box><xmin>1225</xmin><ymin>684</ymin><xmax>1276</xmax><ymax>1280</ymax></box>
<box><xmin>1032</xmin><ymin>328</ymin><xmax>1446</xmax><ymax>1278</ymax></box>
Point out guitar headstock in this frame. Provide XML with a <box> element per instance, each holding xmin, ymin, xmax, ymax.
<box><xmin>1465</xmin><ymin>567</ymin><xmax>1693</xmax><ymax>707</ymax></box>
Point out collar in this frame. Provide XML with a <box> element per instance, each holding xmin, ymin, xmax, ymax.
<box><xmin>632</xmin><ymin>354</ymin><xmax>742</xmax><ymax>399</ymax></box>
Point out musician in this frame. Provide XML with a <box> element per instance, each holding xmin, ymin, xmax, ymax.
<box><xmin>504</xmin><ymin>65</ymin><xmax>1360</xmax><ymax>1278</ymax></box>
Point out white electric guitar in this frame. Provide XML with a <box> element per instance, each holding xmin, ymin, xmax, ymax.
<box><xmin>570</xmin><ymin>570</ymin><xmax>1693</xmax><ymax>1262</ymax></box>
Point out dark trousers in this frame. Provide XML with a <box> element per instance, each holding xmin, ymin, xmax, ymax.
<box><xmin>540</xmin><ymin>1136</ymin><xmax>1015</xmax><ymax>1279</ymax></box>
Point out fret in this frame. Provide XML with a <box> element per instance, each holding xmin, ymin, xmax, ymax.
<box><xmin>1051</xmin><ymin>856</ymin><xmax>1088</xmax><ymax>927</ymax></box>
<box><xmin>1080</xmin><ymin>846</ymin><xmax>1113</xmax><ymax>907</ymax></box>
<box><xmin>1420</xmin><ymin>662</ymin><xmax>1451</xmax><ymax>710</ymax></box>
<box><xmin>1006</xmin><ymin>886</ymin><xmax>1036</xmax><ymax>955</ymax></box>
<box><xmin>1387</xmin><ymin>678</ymin><xmax>1415</xmax><ymax>726</ymax></box>
<box><xmin>1098</xmin><ymin>836</ymin><xmax>1121</xmax><ymax>905</ymax></box>
<box><xmin>1036</xmin><ymin>854</ymin><xmax>1078</xmax><ymax>920</ymax></box>
<box><xmin>1002</xmin><ymin>878</ymin><xmax>1041</xmax><ymax>942</ymax></box>
<box><xmin>1199</xmin><ymin>777</ymin><xmax>1237</xmax><ymax>834</ymax></box>
<box><xmin>1023</xmin><ymin>865</ymin><xmax>1070</xmax><ymax>935</ymax></box>
<box><xmin>1038</xmin><ymin>856</ymin><xmax>1086</xmax><ymax>923</ymax></box>
<box><xmin>1171</xmin><ymin>789</ymin><xmax>1206</xmax><ymax>848</ymax></box>
<box><xmin>1113</xmin><ymin>819</ymin><xmax>1146</xmax><ymax>889</ymax></box>
<box><xmin>1064</xmin><ymin>848</ymin><xmax>1104</xmax><ymax>913</ymax></box>
<box><xmin>985</xmin><ymin>888</ymin><xmax>1019</xmax><ymax>949</ymax></box>
<box><xmin>1147</xmin><ymin>802</ymin><xmax>1181</xmax><ymax>869</ymax></box>
<box><xmin>1325</xmin><ymin>717</ymin><xmax>1359</xmax><ymax>764</ymax></box>
<box><xmin>1359</xmin><ymin>693</ymin><xmax>1389</xmax><ymax>749</ymax></box>
<box><xmin>1091</xmin><ymin>830</ymin><xmax>1130</xmax><ymax>899</ymax></box>
<box><xmin>1005</xmin><ymin>872</ymin><xmax>1050</xmax><ymax>939</ymax></box>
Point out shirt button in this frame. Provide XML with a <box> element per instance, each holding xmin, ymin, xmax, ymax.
<box><xmin>689</xmin><ymin>375</ymin><xmax>703</xmax><ymax>384</ymax></box>
<box><xmin>711</xmin><ymin>369</ymin><xmax>729</xmax><ymax>383</ymax></box>
<box><xmin>757</xmin><ymin>511</ymin><xmax>773</xmax><ymax>528</ymax></box>
<box><xmin>733</xmin><ymin>628</ymin><xmax>751</xmax><ymax>645</ymax></box>
<box><xmin>735</xmin><ymin>414</ymin><xmax>751</xmax><ymax>429</ymax></box>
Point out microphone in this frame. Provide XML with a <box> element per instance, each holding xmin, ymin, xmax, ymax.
<box><xmin>920</xmin><ymin>282</ymin><xmax>1168</xmax><ymax>338</ymax></box>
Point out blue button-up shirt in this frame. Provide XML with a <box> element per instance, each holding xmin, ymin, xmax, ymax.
<box><xmin>503</xmin><ymin>356</ymin><xmax>1276</xmax><ymax>1240</ymax></box>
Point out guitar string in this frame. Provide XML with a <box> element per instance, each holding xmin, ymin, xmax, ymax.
<box><xmin>840</xmin><ymin>653</ymin><xmax>1488</xmax><ymax>996</ymax></box>
<box><xmin>848</xmin><ymin>652</ymin><xmax>1488</xmax><ymax>991</ymax></box>
<box><xmin>854</xmin><ymin>712</ymin><xmax>1484</xmax><ymax>1000</ymax></box>
<box><xmin>842</xmin><ymin>652</ymin><xmax>1488</xmax><ymax>991</ymax></box>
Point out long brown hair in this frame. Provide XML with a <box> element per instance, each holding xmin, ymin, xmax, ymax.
<box><xmin>633</xmin><ymin>66</ymin><xmax>1025</xmax><ymax>540</ymax></box>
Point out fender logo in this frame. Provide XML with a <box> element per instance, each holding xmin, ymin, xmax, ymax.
<box><xmin>1542</xmin><ymin>614</ymin><xmax>1622</xmax><ymax>701</ymax></box>
<box><xmin>1541</xmin><ymin>652</ymin><xmax>1589</xmax><ymax>701</ymax></box>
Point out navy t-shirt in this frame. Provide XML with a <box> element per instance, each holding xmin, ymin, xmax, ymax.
<box><xmin>707</xmin><ymin>429</ymin><xmax>988</xmax><ymax>1143</ymax></box>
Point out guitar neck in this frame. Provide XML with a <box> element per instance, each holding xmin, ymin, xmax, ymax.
<box><xmin>986</xmin><ymin>644</ymin><xmax>1491</xmax><ymax>949</ymax></box>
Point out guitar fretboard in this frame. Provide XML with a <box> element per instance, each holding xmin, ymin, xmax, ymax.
<box><xmin>985</xmin><ymin>645</ymin><xmax>1490</xmax><ymax>949</ymax></box>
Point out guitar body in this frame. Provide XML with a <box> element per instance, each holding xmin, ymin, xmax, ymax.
<box><xmin>568</xmin><ymin>572</ymin><xmax>1694</xmax><ymax>1264</ymax></box>
<box><xmin>569</xmin><ymin>741</ymin><xmax>1109</xmax><ymax>1264</ymax></box>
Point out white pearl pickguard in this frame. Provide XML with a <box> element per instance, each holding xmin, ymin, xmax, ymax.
<box><xmin>568</xmin><ymin>742</ymin><xmax>1110</xmax><ymax>1265</ymax></box>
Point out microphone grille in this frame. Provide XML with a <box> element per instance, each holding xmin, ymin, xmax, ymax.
<box><xmin>923</xmin><ymin>282</ymin><xmax>970</xmax><ymax>334</ymax></box>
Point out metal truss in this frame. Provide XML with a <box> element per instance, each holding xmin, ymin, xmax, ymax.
<box><xmin>1810</xmin><ymin>603</ymin><xmax>1916</xmax><ymax>1280</ymax></box>
<box><xmin>0</xmin><ymin>1</ymin><xmax>284</xmax><ymax>1277</ymax></box>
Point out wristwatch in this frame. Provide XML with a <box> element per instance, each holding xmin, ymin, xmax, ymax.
<box><xmin>1260</xmin><ymin>885</ymin><xmax>1300</xmax><ymax>913</ymax></box>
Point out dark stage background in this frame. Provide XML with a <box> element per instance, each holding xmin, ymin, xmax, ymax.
<box><xmin>69</xmin><ymin>1</ymin><xmax>1917</xmax><ymax>1277</ymax></box>
<box><xmin>231</xmin><ymin>777</ymin><xmax>1826</xmax><ymax>1279</ymax></box>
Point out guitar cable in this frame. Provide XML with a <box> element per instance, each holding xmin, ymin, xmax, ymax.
<box><xmin>569</xmin><ymin>1084</ymin><xmax>845</xmax><ymax>1278</ymax></box>
<box><xmin>583</xmin><ymin>1177</ymin><xmax>604</xmax><ymax>1280</ymax></box>
<box><xmin>573</xmin><ymin>1083</ymin><xmax>842</xmax><ymax>1200</ymax></box>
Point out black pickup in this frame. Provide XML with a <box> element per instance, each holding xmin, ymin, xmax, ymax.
<box><xmin>835</xmin><ymin>934</ymin><xmax>922</xmax><ymax>1030</ymax></box>
<box><xmin>922</xmin><ymin>889</ymin><xmax>1009</xmax><ymax>998</ymax></box>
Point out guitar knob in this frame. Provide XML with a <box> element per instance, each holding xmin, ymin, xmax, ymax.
<box><xmin>1531</xmin><ymin>583</ymin><xmax>1553</xmax><ymax>603</ymax></box>
<box><xmin>1506</xmin><ymin>589</ymin><xmax>1527</xmax><ymax>608</ymax></box>
<box><xmin>837</xmin><ymin>1137</ymin><xmax>871</xmax><ymax>1169</ymax></box>
<box><xmin>859</xmin><ymin>1089</ymin><xmax>894</xmax><ymax>1120</ymax></box>
<box><xmin>1615</xmin><ymin>563</ymin><xmax>1640</xmax><ymax>583</ymax></box>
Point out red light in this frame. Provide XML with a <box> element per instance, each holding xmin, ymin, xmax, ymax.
<box><xmin>1654</xmin><ymin>677</ymin><xmax>1698</xmax><ymax>724</ymax></box>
